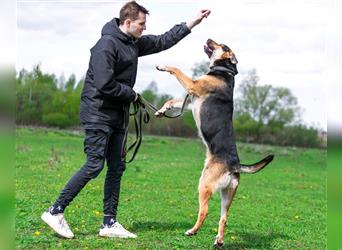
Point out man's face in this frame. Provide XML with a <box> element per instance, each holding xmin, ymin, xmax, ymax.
<box><xmin>127</xmin><ymin>12</ymin><xmax>146</xmax><ymax>39</ymax></box>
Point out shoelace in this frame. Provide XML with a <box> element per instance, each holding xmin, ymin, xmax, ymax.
<box><xmin>58</xmin><ymin>215</ymin><xmax>69</xmax><ymax>230</ymax></box>
<box><xmin>112</xmin><ymin>223</ymin><xmax>131</xmax><ymax>234</ymax></box>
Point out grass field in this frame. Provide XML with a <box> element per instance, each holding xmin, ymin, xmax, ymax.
<box><xmin>15</xmin><ymin>127</ymin><xmax>326</xmax><ymax>249</ymax></box>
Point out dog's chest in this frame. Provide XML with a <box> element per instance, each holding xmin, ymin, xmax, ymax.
<box><xmin>191</xmin><ymin>96</ymin><xmax>203</xmax><ymax>128</ymax></box>
<box><xmin>191</xmin><ymin>96</ymin><xmax>208</xmax><ymax>146</ymax></box>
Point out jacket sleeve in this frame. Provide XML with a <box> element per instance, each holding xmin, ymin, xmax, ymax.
<box><xmin>91</xmin><ymin>41</ymin><xmax>136</xmax><ymax>103</ymax></box>
<box><xmin>136</xmin><ymin>22</ymin><xmax>191</xmax><ymax>57</ymax></box>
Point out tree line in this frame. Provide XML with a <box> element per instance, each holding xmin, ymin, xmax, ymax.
<box><xmin>16</xmin><ymin>63</ymin><xmax>325</xmax><ymax>148</ymax></box>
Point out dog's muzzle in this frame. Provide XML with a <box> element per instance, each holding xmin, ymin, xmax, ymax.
<box><xmin>204</xmin><ymin>45</ymin><xmax>213</xmax><ymax>58</ymax></box>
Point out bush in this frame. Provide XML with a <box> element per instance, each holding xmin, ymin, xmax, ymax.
<box><xmin>234</xmin><ymin>113</ymin><xmax>261</xmax><ymax>143</ymax></box>
<box><xmin>42</xmin><ymin>112</ymin><xmax>71</xmax><ymax>128</ymax></box>
<box><xmin>277</xmin><ymin>125</ymin><xmax>321</xmax><ymax>148</ymax></box>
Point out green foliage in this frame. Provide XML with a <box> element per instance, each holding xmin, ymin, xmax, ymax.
<box><xmin>233</xmin><ymin>69</ymin><xmax>322</xmax><ymax>147</ymax></box>
<box><xmin>16</xmin><ymin>65</ymin><xmax>82</xmax><ymax>127</ymax></box>
<box><xmin>191</xmin><ymin>61</ymin><xmax>209</xmax><ymax>79</ymax></box>
<box><xmin>14</xmin><ymin>64</ymin><xmax>323</xmax><ymax>148</ymax></box>
<box><xmin>234</xmin><ymin>110</ymin><xmax>321</xmax><ymax>147</ymax></box>
<box><xmin>141</xmin><ymin>81</ymin><xmax>158</xmax><ymax>105</ymax></box>
<box><xmin>236</xmin><ymin>69</ymin><xmax>300</xmax><ymax>127</ymax></box>
<box><xmin>15</xmin><ymin>128</ymin><xmax>327</xmax><ymax>249</ymax></box>
<box><xmin>42</xmin><ymin>113</ymin><xmax>71</xmax><ymax>129</ymax></box>
<box><xmin>272</xmin><ymin>124</ymin><xmax>321</xmax><ymax>147</ymax></box>
<box><xmin>16</xmin><ymin>66</ymin><xmax>57</xmax><ymax>124</ymax></box>
<box><xmin>234</xmin><ymin>113</ymin><xmax>261</xmax><ymax>142</ymax></box>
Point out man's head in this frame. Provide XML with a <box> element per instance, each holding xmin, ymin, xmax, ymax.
<box><xmin>119</xmin><ymin>1</ymin><xmax>149</xmax><ymax>39</ymax></box>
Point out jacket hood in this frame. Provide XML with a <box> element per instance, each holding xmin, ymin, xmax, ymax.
<box><xmin>101</xmin><ymin>18</ymin><xmax>134</xmax><ymax>42</ymax></box>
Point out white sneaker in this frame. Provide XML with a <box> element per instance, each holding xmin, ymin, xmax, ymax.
<box><xmin>99</xmin><ymin>222</ymin><xmax>137</xmax><ymax>238</ymax></box>
<box><xmin>41</xmin><ymin>211</ymin><xmax>74</xmax><ymax>239</ymax></box>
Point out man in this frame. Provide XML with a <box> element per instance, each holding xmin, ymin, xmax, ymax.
<box><xmin>41</xmin><ymin>1</ymin><xmax>210</xmax><ymax>239</ymax></box>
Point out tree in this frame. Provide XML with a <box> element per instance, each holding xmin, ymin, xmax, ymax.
<box><xmin>235</xmin><ymin>69</ymin><xmax>300</xmax><ymax>128</ymax></box>
<box><xmin>141</xmin><ymin>81</ymin><xmax>158</xmax><ymax>105</ymax></box>
<box><xmin>16</xmin><ymin>65</ymin><xmax>82</xmax><ymax>128</ymax></box>
<box><xmin>16</xmin><ymin>65</ymin><xmax>58</xmax><ymax>124</ymax></box>
<box><xmin>191</xmin><ymin>61</ymin><xmax>209</xmax><ymax>79</ymax></box>
<box><xmin>65</xmin><ymin>74</ymin><xmax>76</xmax><ymax>91</ymax></box>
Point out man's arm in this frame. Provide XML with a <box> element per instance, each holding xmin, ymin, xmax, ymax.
<box><xmin>136</xmin><ymin>9</ymin><xmax>211</xmax><ymax>57</ymax></box>
<box><xmin>186</xmin><ymin>9</ymin><xmax>211</xmax><ymax>30</ymax></box>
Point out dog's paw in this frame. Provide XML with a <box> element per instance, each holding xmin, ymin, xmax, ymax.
<box><xmin>185</xmin><ymin>229</ymin><xmax>196</xmax><ymax>236</ymax></box>
<box><xmin>214</xmin><ymin>236</ymin><xmax>224</xmax><ymax>248</ymax></box>
<box><xmin>155</xmin><ymin>105</ymin><xmax>172</xmax><ymax>117</ymax></box>
<box><xmin>214</xmin><ymin>239</ymin><xmax>224</xmax><ymax>248</ymax></box>
<box><xmin>154</xmin><ymin>110</ymin><xmax>164</xmax><ymax>118</ymax></box>
<box><xmin>155</xmin><ymin>64</ymin><xmax>167</xmax><ymax>71</ymax></box>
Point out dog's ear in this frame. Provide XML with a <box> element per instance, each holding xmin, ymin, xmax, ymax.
<box><xmin>223</xmin><ymin>51</ymin><xmax>238</xmax><ymax>64</ymax></box>
<box><xmin>229</xmin><ymin>52</ymin><xmax>238</xmax><ymax>64</ymax></box>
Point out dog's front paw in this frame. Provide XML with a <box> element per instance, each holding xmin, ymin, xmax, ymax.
<box><xmin>155</xmin><ymin>64</ymin><xmax>167</xmax><ymax>72</ymax></box>
<box><xmin>154</xmin><ymin>110</ymin><xmax>164</xmax><ymax>118</ymax></box>
<box><xmin>155</xmin><ymin>104</ymin><xmax>172</xmax><ymax>117</ymax></box>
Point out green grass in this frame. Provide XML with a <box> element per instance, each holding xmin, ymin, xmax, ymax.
<box><xmin>15</xmin><ymin>127</ymin><xmax>326</xmax><ymax>249</ymax></box>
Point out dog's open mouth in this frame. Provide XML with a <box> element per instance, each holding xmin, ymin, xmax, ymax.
<box><xmin>204</xmin><ymin>45</ymin><xmax>213</xmax><ymax>58</ymax></box>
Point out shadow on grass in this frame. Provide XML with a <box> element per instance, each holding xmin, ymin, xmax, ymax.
<box><xmin>131</xmin><ymin>221</ymin><xmax>193</xmax><ymax>232</ymax></box>
<box><xmin>131</xmin><ymin>221</ymin><xmax>290</xmax><ymax>249</ymax></box>
<box><xmin>219</xmin><ymin>231</ymin><xmax>290</xmax><ymax>250</ymax></box>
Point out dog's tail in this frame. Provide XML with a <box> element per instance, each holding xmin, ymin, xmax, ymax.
<box><xmin>236</xmin><ymin>155</ymin><xmax>274</xmax><ymax>174</ymax></box>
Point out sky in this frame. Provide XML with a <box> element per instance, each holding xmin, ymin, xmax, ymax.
<box><xmin>16</xmin><ymin>0</ymin><xmax>342</xmax><ymax>131</ymax></box>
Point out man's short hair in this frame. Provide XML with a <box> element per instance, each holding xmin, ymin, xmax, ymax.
<box><xmin>119</xmin><ymin>1</ymin><xmax>149</xmax><ymax>24</ymax></box>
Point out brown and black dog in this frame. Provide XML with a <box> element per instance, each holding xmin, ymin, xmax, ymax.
<box><xmin>155</xmin><ymin>39</ymin><xmax>274</xmax><ymax>247</ymax></box>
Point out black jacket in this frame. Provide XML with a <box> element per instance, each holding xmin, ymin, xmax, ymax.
<box><xmin>80</xmin><ymin>18</ymin><xmax>191</xmax><ymax>127</ymax></box>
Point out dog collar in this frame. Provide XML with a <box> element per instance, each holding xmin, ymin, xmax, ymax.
<box><xmin>208</xmin><ymin>66</ymin><xmax>236</xmax><ymax>77</ymax></box>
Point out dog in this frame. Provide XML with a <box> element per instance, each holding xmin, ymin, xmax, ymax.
<box><xmin>154</xmin><ymin>39</ymin><xmax>274</xmax><ymax>247</ymax></box>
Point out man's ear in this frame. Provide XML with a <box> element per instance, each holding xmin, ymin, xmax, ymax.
<box><xmin>124</xmin><ymin>19</ymin><xmax>131</xmax><ymax>28</ymax></box>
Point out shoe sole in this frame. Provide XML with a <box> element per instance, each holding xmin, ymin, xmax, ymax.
<box><xmin>41</xmin><ymin>212</ymin><xmax>74</xmax><ymax>239</ymax></box>
<box><xmin>99</xmin><ymin>231</ymin><xmax>137</xmax><ymax>238</ymax></box>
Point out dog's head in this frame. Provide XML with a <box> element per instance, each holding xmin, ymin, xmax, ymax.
<box><xmin>204</xmin><ymin>39</ymin><xmax>238</xmax><ymax>68</ymax></box>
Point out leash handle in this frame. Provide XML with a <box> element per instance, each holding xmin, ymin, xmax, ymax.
<box><xmin>122</xmin><ymin>98</ymin><xmax>148</xmax><ymax>163</ymax></box>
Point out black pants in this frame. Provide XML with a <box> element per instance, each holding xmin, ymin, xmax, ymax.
<box><xmin>53</xmin><ymin>124</ymin><xmax>126</xmax><ymax>219</ymax></box>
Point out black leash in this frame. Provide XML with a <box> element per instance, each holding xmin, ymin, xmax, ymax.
<box><xmin>122</xmin><ymin>93</ymin><xmax>189</xmax><ymax>163</ymax></box>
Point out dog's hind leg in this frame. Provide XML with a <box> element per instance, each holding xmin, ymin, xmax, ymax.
<box><xmin>185</xmin><ymin>176</ymin><xmax>214</xmax><ymax>236</ymax></box>
<box><xmin>214</xmin><ymin>173</ymin><xmax>240</xmax><ymax>247</ymax></box>
<box><xmin>185</xmin><ymin>158</ymin><xmax>224</xmax><ymax>236</ymax></box>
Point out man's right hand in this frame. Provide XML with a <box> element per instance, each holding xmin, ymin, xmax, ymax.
<box><xmin>186</xmin><ymin>9</ymin><xmax>211</xmax><ymax>30</ymax></box>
